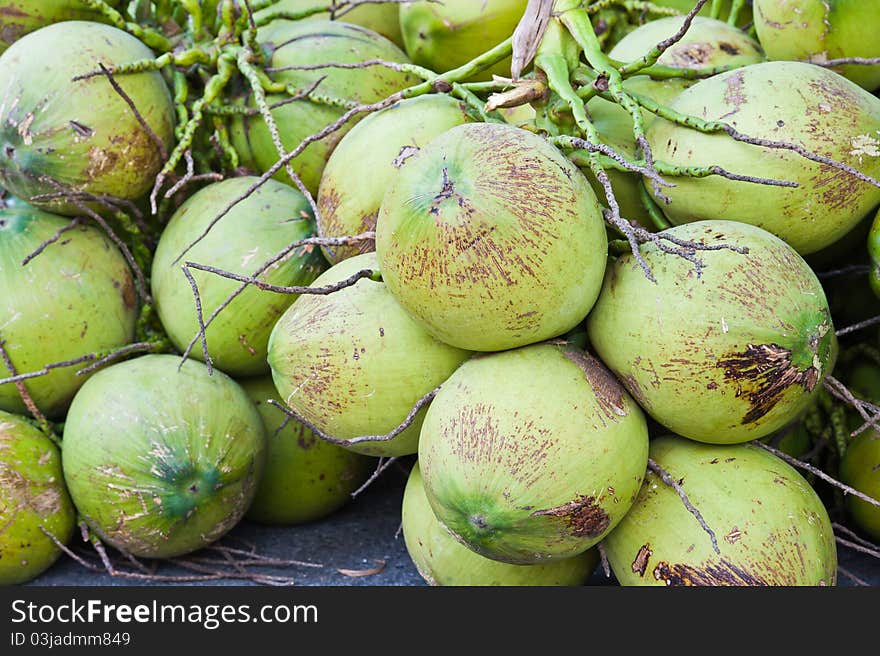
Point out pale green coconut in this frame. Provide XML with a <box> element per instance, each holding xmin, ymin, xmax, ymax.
<box><xmin>267</xmin><ymin>252</ymin><xmax>471</xmax><ymax>458</ymax></box>
<box><xmin>418</xmin><ymin>342</ymin><xmax>649</xmax><ymax>565</ymax></box>
<box><xmin>62</xmin><ymin>355</ymin><xmax>266</xmax><ymax>559</ymax></box>
<box><xmin>0</xmin><ymin>0</ymin><xmax>121</xmax><ymax>52</ymax></box>
<box><xmin>399</xmin><ymin>0</ymin><xmax>527</xmax><ymax>82</ymax></box>
<box><xmin>0</xmin><ymin>202</ymin><xmax>137</xmax><ymax>419</ymax></box>
<box><xmin>839</xmin><ymin>429</ymin><xmax>880</xmax><ymax>542</ymax></box>
<box><xmin>651</xmin><ymin>0</ymin><xmax>726</xmax><ymax>12</ymax></box>
<box><xmin>376</xmin><ymin>122</ymin><xmax>608</xmax><ymax>352</ymax></box>
<box><xmin>610</xmin><ymin>16</ymin><xmax>765</xmax><ymax>71</ymax></box>
<box><xmin>587</xmin><ymin>220</ymin><xmax>837</xmax><ymax>444</ymax></box>
<box><xmin>604</xmin><ymin>435</ymin><xmax>838</xmax><ymax>586</ymax></box>
<box><xmin>151</xmin><ymin>177</ymin><xmax>327</xmax><ymax>377</ymax></box>
<box><xmin>754</xmin><ymin>0</ymin><xmax>880</xmax><ymax>91</ymax></box>
<box><xmin>317</xmin><ymin>94</ymin><xmax>472</xmax><ymax>264</ymax></box>
<box><xmin>242</xmin><ymin>377</ymin><xmax>374</xmax><ymax>525</ymax></box>
<box><xmin>402</xmin><ymin>462</ymin><xmax>598</xmax><ymax>586</ymax></box>
<box><xmin>650</xmin><ymin>0</ymin><xmax>745</xmax><ymax>24</ymax></box>
<box><xmin>0</xmin><ymin>21</ymin><xmax>174</xmax><ymax>215</ymax></box>
<box><xmin>0</xmin><ymin>410</ymin><xmax>75</xmax><ymax>585</ymax></box>
<box><xmin>255</xmin><ymin>0</ymin><xmax>403</xmax><ymax>47</ymax></box>
<box><xmin>645</xmin><ymin>60</ymin><xmax>880</xmax><ymax>255</ymax></box>
<box><xmin>230</xmin><ymin>20</ymin><xmax>417</xmax><ymax>195</ymax></box>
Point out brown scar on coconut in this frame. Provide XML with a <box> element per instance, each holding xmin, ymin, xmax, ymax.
<box><xmin>718</xmin><ymin>342</ymin><xmax>823</xmax><ymax>424</ymax></box>
<box><xmin>531</xmin><ymin>494</ymin><xmax>612</xmax><ymax>539</ymax></box>
<box><xmin>562</xmin><ymin>349</ymin><xmax>627</xmax><ymax>421</ymax></box>
<box><xmin>652</xmin><ymin>559</ymin><xmax>770</xmax><ymax>586</ymax></box>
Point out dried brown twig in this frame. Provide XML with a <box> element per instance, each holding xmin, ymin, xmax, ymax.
<box><xmin>0</xmin><ymin>339</ymin><xmax>48</xmax><ymax>430</ymax></box>
<box><xmin>41</xmin><ymin>523</ymin><xmax>324</xmax><ymax>585</ymax></box>
<box><xmin>183</xmin><ymin>262</ymin><xmax>377</xmax><ymax>296</ymax></box>
<box><xmin>98</xmin><ymin>63</ymin><xmax>168</xmax><ymax>162</ymax></box>
<box><xmin>823</xmin><ymin>375</ymin><xmax>880</xmax><ymax>438</ymax></box>
<box><xmin>38</xmin><ymin>177</ymin><xmax>150</xmax><ymax>303</ymax></box>
<box><xmin>352</xmin><ymin>457</ymin><xmax>400</xmax><ymax>499</ymax></box>
<box><xmin>266</xmin><ymin>384</ymin><xmax>440</xmax><ymax>449</ymax></box>
<box><xmin>647</xmin><ymin>457</ymin><xmax>721</xmax><ymax>554</ymax></box>
<box><xmin>178</xmin><ymin>232</ymin><xmax>375</xmax><ymax>365</ymax></box>
<box><xmin>756</xmin><ymin>441</ymin><xmax>880</xmax><ymax>510</ymax></box>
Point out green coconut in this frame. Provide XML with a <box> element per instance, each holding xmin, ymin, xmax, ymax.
<box><xmin>586</xmin><ymin>17</ymin><xmax>765</xmax><ymax>228</ymax></box>
<box><xmin>587</xmin><ymin>221</ymin><xmax>837</xmax><ymax>444</ymax></box>
<box><xmin>497</xmin><ymin>103</ymin><xmax>536</xmax><ymax>129</ymax></box>
<box><xmin>651</xmin><ymin>0</ymin><xmax>733</xmax><ymax>14</ymax></box>
<box><xmin>645</xmin><ymin>61</ymin><xmax>880</xmax><ymax>255</ymax></box>
<box><xmin>839</xmin><ymin>430</ymin><xmax>880</xmax><ymax>542</ymax></box>
<box><xmin>846</xmin><ymin>362</ymin><xmax>880</xmax><ymax>406</ymax></box>
<box><xmin>0</xmin><ymin>202</ymin><xmax>137</xmax><ymax>419</ymax></box>
<box><xmin>762</xmin><ymin>421</ymin><xmax>814</xmax><ymax>459</ymax></box>
<box><xmin>867</xmin><ymin>206</ymin><xmax>880</xmax><ymax>298</ymax></box>
<box><xmin>255</xmin><ymin>0</ymin><xmax>403</xmax><ymax>47</ymax></box>
<box><xmin>0</xmin><ymin>410</ymin><xmax>75</xmax><ymax>585</ymax></box>
<box><xmin>242</xmin><ymin>377</ymin><xmax>374</xmax><ymax>525</ymax></box>
<box><xmin>151</xmin><ymin>177</ymin><xmax>326</xmax><ymax>378</ymax></box>
<box><xmin>604</xmin><ymin>435</ymin><xmax>838</xmax><ymax>586</ymax></box>
<box><xmin>0</xmin><ymin>0</ymin><xmax>120</xmax><ymax>52</ymax></box>
<box><xmin>62</xmin><ymin>354</ymin><xmax>266</xmax><ymax>559</ymax></box>
<box><xmin>268</xmin><ymin>252</ymin><xmax>471</xmax><ymax>458</ymax></box>
<box><xmin>650</xmin><ymin>0</ymin><xmax>750</xmax><ymax>25</ymax></box>
<box><xmin>376</xmin><ymin>122</ymin><xmax>608</xmax><ymax>352</ymax></box>
<box><xmin>0</xmin><ymin>21</ymin><xmax>175</xmax><ymax>215</ymax></box>
<box><xmin>317</xmin><ymin>94</ymin><xmax>472</xmax><ymax>264</ymax></box>
<box><xmin>402</xmin><ymin>462</ymin><xmax>599</xmax><ymax>586</ymax></box>
<box><xmin>418</xmin><ymin>342</ymin><xmax>649</xmax><ymax>565</ymax></box>
<box><xmin>399</xmin><ymin>0</ymin><xmax>527</xmax><ymax>82</ymax></box>
<box><xmin>229</xmin><ymin>19</ymin><xmax>417</xmax><ymax>195</ymax></box>
<box><xmin>754</xmin><ymin>0</ymin><xmax>880</xmax><ymax>91</ymax></box>
<box><xmin>610</xmin><ymin>16</ymin><xmax>765</xmax><ymax>71</ymax></box>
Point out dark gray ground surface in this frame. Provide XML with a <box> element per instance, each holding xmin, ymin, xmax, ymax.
<box><xmin>29</xmin><ymin>461</ymin><xmax>880</xmax><ymax>587</ymax></box>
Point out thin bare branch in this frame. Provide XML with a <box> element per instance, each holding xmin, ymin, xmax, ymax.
<box><xmin>38</xmin><ymin>177</ymin><xmax>149</xmax><ymax>304</ymax></box>
<box><xmin>184</xmin><ymin>262</ymin><xmax>377</xmax><ymax>296</ymax></box>
<box><xmin>822</xmin><ymin>375</ymin><xmax>880</xmax><ymax>437</ymax></box>
<box><xmin>39</xmin><ymin>525</ymin><xmax>102</xmax><ymax>572</ymax></box>
<box><xmin>21</xmin><ymin>217</ymin><xmax>84</xmax><ymax>266</ymax></box>
<box><xmin>756</xmin><ymin>441</ymin><xmax>880</xmax><ymax>510</ymax></box>
<box><xmin>181</xmin><ymin>265</ymin><xmax>213</xmax><ymax>375</ymax></box>
<box><xmin>178</xmin><ymin>233</ymin><xmax>375</xmax><ymax>364</ymax></box>
<box><xmin>619</xmin><ymin>0</ymin><xmax>710</xmax><ymax>75</ymax></box>
<box><xmin>838</xmin><ymin>565</ymin><xmax>869</xmax><ymax>586</ymax></box>
<box><xmin>266</xmin><ymin>384</ymin><xmax>439</xmax><ymax>448</ymax></box>
<box><xmin>205</xmin><ymin>545</ymin><xmax>322</xmax><ymax>569</ymax></box>
<box><xmin>0</xmin><ymin>339</ymin><xmax>48</xmax><ymax>428</ymax></box>
<box><xmin>810</xmin><ymin>56</ymin><xmax>880</xmax><ymax>67</ymax></box>
<box><xmin>835</xmin><ymin>536</ymin><xmax>880</xmax><ymax>560</ymax></box>
<box><xmin>836</xmin><ymin>315</ymin><xmax>880</xmax><ymax>338</ymax></box>
<box><xmin>833</xmin><ymin>522</ymin><xmax>880</xmax><ymax>551</ymax></box>
<box><xmin>648</xmin><ymin>457</ymin><xmax>720</xmax><ymax>554</ymax></box>
<box><xmin>265</xmin><ymin>59</ymin><xmax>420</xmax><ymax>74</ymax></box>
<box><xmin>352</xmin><ymin>457</ymin><xmax>399</xmax><ymax>498</ymax></box>
<box><xmin>816</xmin><ymin>264</ymin><xmax>871</xmax><ymax>279</ymax></box>
<box><xmin>99</xmin><ymin>63</ymin><xmax>168</xmax><ymax>162</ymax></box>
<box><xmin>724</xmin><ymin>126</ymin><xmax>880</xmax><ymax>190</ymax></box>
<box><xmin>75</xmin><ymin>342</ymin><xmax>158</xmax><ymax>376</ymax></box>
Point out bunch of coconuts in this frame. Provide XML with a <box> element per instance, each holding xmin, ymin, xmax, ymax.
<box><xmin>0</xmin><ymin>0</ymin><xmax>878</xmax><ymax>588</ymax></box>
